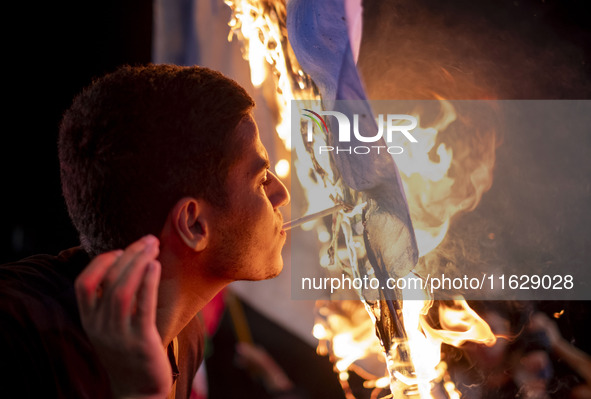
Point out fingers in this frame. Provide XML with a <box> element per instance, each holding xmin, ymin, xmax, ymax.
<box><xmin>74</xmin><ymin>236</ymin><xmax>172</xmax><ymax>399</ymax></box>
<box><xmin>75</xmin><ymin>249</ymin><xmax>124</xmax><ymax>316</ymax></box>
<box><xmin>75</xmin><ymin>235</ymin><xmax>161</xmax><ymax>332</ymax></box>
<box><xmin>103</xmin><ymin>235</ymin><xmax>159</xmax><ymax>292</ymax></box>
<box><xmin>104</xmin><ymin>237</ymin><xmax>160</xmax><ymax>322</ymax></box>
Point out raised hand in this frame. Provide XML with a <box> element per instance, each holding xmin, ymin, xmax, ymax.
<box><xmin>75</xmin><ymin>235</ymin><xmax>172</xmax><ymax>399</ymax></box>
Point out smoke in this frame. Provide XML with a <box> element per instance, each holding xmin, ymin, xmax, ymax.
<box><xmin>357</xmin><ymin>0</ymin><xmax>591</xmax><ymax>100</ymax></box>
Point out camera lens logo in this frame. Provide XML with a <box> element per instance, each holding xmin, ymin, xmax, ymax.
<box><xmin>302</xmin><ymin>109</ymin><xmax>329</xmax><ymax>136</ymax></box>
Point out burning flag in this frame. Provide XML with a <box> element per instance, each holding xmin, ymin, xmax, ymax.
<box><xmin>225</xmin><ymin>0</ymin><xmax>500</xmax><ymax>397</ymax></box>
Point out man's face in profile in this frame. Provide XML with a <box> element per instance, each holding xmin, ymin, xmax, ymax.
<box><xmin>208</xmin><ymin>115</ymin><xmax>290</xmax><ymax>281</ymax></box>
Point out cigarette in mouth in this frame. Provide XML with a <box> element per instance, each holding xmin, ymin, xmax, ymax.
<box><xmin>283</xmin><ymin>203</ymin><xmax>347</xmax><ymax>231</ymax></box>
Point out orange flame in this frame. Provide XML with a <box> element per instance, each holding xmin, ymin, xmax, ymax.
<box><xmin>390</xmin><ymin>99</ymin><xmax>497</xmax><ymax>257</ymax></box>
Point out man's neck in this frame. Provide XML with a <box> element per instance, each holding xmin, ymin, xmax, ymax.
<box><xmin>155</xmin><ymin>257</ymin><xmax>228</xmax><ymax>346</ymax></box>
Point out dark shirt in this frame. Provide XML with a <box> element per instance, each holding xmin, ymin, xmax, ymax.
<box><xmin>0</xmin><ymin>247</ymin><xmax>203</xmax><ymax>399</ymax></box>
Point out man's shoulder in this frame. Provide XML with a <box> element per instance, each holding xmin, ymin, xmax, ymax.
<box><xmin>0</xmin><ymin>246</ymin><xmax>91</xmax><ymax>333</ymax></box>
<box><xmin>0</xmin><ymin>247</ymin><xmax>89</xmax><ymax>318</ymax></box>
<box><xmin>0</xmin><ymin>247</ymin><xmax>89</xmax><ymax>280</ymax></box>
<box><xmin>0</xmin><ymin>248</ymin><xmax>112</xmax><ymax>397</ymax></box>
<box><xmin>0</xmin><ymin>247</ymin><xmax>96</xmax><ymax>347</ymax></box>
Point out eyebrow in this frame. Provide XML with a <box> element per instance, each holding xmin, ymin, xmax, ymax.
<box><xmin>250</xmin><ymin>157</ymin><xmax>270</xmax><ymax>177</ymax></box>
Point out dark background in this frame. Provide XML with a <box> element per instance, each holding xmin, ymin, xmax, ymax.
<box><xmin>2</xmin><ymin>0</ymin><xmax>153</xmax><ymax>263</ymax></box>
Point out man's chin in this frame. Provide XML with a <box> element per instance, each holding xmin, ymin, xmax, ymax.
<box><xmin>243</xmin><ymin>261</ymin><xmax>284</xmax><ymax>281</ymax></box>
<box><xmin>261</xmin><ymin>263</ymin><xmax>284</xmax><ymax>280</ymax></box>
<box><xmin>264</xmin><ymin>266</ymin><xmax>283</xmax><ymax>280</ymax></box>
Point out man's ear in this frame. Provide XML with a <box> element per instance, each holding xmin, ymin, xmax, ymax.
<box><xmin>171</xmin><ymin>197</ymin><xmax>210</xmax><ymax>252</ymax></box>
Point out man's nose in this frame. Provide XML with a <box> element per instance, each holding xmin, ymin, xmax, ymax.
<box><xmin>269</xmin><ymin>171</ymin><xmax>290</xmax><ymax>208</ymax></box>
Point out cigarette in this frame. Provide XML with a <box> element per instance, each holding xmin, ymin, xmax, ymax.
<box><xmin>283</xmin><ymin>203</ymin><xmax>346</xmax><ymax>230</ymax></box>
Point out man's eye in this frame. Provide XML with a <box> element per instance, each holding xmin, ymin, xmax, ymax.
<box><xmin>261</xmin><ymin>170</ymin><xmax>272</xmax><ymax>186</ymax></box>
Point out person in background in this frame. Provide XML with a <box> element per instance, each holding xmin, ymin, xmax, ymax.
<box><xmin>528</xmin><ymin>312</ymin><xmax>591</xmax><ymax>399</ymax></box>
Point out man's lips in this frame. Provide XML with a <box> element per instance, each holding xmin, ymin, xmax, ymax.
<box><xmin>276</xmin><ymin>212</ymin><xmax>284</xmax><ymax>235</ymax></box>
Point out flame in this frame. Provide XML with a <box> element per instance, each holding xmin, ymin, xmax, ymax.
<box><xmin>314</xmin><ymin>300</ymin><xmax>390</xmax><ymax>398</ymax></box>
<box><xmin>426</xmin><ymin>299</ymin><xmax>497</xmax><ymax>347</ymax></box>
<box><xmin>553</xmin><ymin>309</ymin><xmax>564</xmax><ymax>319</ymax></box>
<box><xmin>389</xmin><ymin>98</ymin><xmax>497</xmax><ymax>257</ymax></box>
<box><xmin>379</xmin><ymin>98</ymin><xmax>497</xmax><ymax>396</ymax></box>
<box><xmin>225</xmin><ymin>2</ymin><xmax>499</xmax><ymax>398</ymax></box>
<box><xmin>385</xmin><ymin>98</ymin><xmax>497</xmax><ymax>397</ymax></box>
<box><xmin>226</xmin><ymin>0</ymin><xmax>316</xmax><ymax>150</ymax></box>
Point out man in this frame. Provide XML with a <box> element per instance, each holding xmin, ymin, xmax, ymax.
<box><xmin>0</xmin><ymin>64</ymin><xmax>290</xmax><ymax>398</ymax></box>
